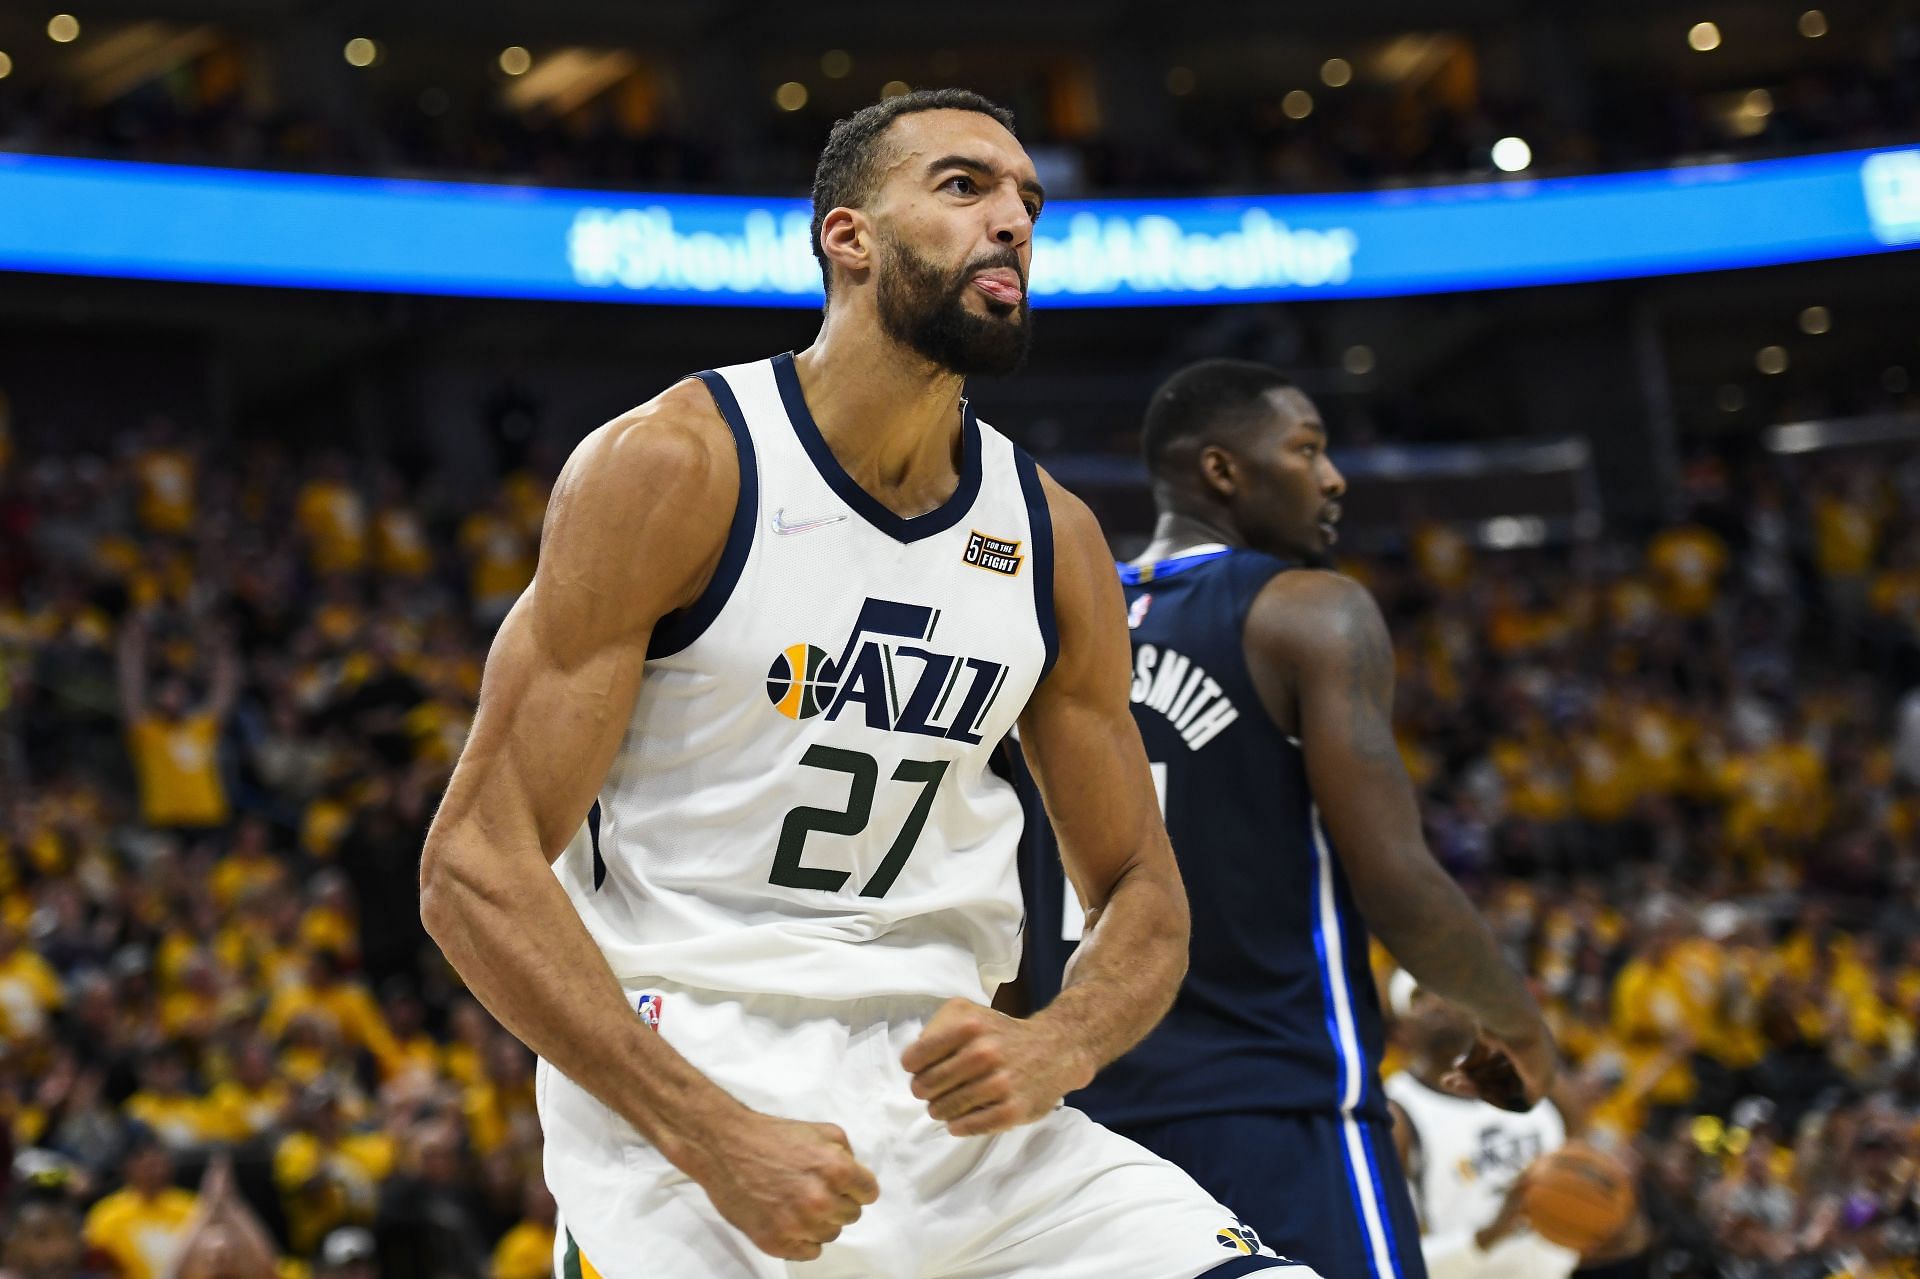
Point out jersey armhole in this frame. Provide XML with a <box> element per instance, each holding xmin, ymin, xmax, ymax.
<box><xmin>646</xmin><ymin>370</ymin><xmax>760</xmax><ymax>659</ymax></box>
<box><xmin>1012</xmin><ymin>448</ymin><xmax>1059</xmax><ymax>683</ymax></box>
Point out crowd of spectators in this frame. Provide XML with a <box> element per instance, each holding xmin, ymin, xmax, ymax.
<box><xmin>1</xmin><ymin>18</ymin><xmax>1918</xmax><ymax>195</ymax></box>
<box><xmin>0</xmin><ymin>406</ymin><xmax>1918</xmax><ymax>1277</ymax></box>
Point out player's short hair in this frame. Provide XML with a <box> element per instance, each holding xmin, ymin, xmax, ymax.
<box><xmin>810</xmin><ymin>89</ymin><xmax>1018</xmax><ymax>303</ymax></box>
<box><xmin>1141</xmin><ymin>359</ymin><xmax>1298</xmax><ymax>480</ymax></box>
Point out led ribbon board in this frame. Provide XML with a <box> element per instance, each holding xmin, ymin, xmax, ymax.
<box><xmin>1</xmin><ymin>146</ymin><xmax>1917</xmax><ymax>306</ymax></box>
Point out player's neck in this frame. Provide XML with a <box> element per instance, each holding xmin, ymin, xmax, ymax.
<box><xmin>1133</xmin><ymin>511</ymin><xmax>1242</xmax><ymax>566</ymax></box>
<box><xmin>791</xmin><ymin>326</ymin><xmax>969</xmax><ymax>516</ymax></box>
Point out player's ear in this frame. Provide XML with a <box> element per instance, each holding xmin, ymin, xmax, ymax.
<box><xmin>1197</xmin><ymin>444</ymin><xmax>1239</xmax><ymax>502</ymax></box>
<box><xmin>818</xmin><ymin>207</ymin><xmax>872</xmax><ymax>285</ymax></box>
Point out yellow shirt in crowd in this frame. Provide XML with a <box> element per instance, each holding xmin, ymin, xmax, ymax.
<box><xmin>127</xmin><ymin>715</ymin><xmax>228</xmax><ymax>828</ymax></box>
<box><xmin>458</xmin><ymin>511</ymin><xmax>535</xmax><ymax>610</ymax></box>
<box><xmin>493</xmin><ymin>1221</ymin><xmax>557</xmax><ymax>1279</ymax></box>
<box><xmin>0</xmin><ymin>947</ymin><xmax>63</xmax><ymax>1038</ymax></box>
<box><xmin>1647</xmin><ymin>526</ymin><xmax>1728</xmax><ymax>618</ymax></box>
<box><xmin>134</xmin><ymin>449</ymin><xmax>197</xmax><ymax>535</ymax></box>
<box><xmin>273</xmin><ymin>1131</ymin><xmax>395</xmax><ymax>1255</ymax></box>
<box><xmin>373</xmin><ymin>506</ymin><xmax>433</xmax><ymax>578</ymax></box>
<box><xmin>83</xmin><ymin>1187</ymin><xmax>200</xmax><ymax>1279</ymax></box>
<box><xmin>296</xmin><ymin>481</ymin><xmax>368</xmax><ymax>574</ymax></box>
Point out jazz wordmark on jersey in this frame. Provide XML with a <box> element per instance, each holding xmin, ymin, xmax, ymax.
<box><xmin>765</xmin><ymin>596</ymin><xmax>1011</xmax><ymax>743</ymax></box>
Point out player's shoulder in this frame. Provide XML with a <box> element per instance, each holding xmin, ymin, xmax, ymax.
<box><xmin>570</xmin><ymin>377</ymin><xmax>737</xmax><ymax>496</ymax></box>
<box><xmin>1246</xmin><ymin>567</ymin><xmax>1387</xmax><ymax>656</ymax></box>
<box><xmin>535</xmin><ymin>378</ymin><xmax>741</xmax><ymax>615</ymax></box>
<box><xmin>546</xmin><ymin>379</ymin><xmax>738</xmax><ymax>544</ymax></box>
<box><xmin>1030</xmin><ymin>462</ymin><xmax>1103</xmax><ymax>554</ymax></box>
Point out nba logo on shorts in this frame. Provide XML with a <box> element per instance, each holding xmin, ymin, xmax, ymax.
<box><xmin>637</xmin><ymin>994</ymin><xmax>663</xmax><ymax>1030</ymax></box>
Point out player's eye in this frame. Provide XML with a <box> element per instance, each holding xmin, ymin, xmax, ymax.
<box><xmin>1024</xmin><ymin>201</ymin><xmax>1041</xmax><ymax>220</ymax></box>
<box><xmin>943</xmin><ymin>175</ymin><xmax>976</xmax><ymax>196</ymax></box>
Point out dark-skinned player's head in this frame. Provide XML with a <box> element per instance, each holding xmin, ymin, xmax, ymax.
<box><xmin>1142</xmin><ymin>359</ymin><xmax>1346</xmax><ymax>564</ymax></box>
<box><xmin>811</xmin><ymin>89</ymin><xmax>1040</xmax><ymax>377</ymax></box>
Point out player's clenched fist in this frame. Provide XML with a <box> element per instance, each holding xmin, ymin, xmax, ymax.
<box><xmin>696</xmin><ymin>1112</ymin><xmax>880</xmax><ymax>1260</ymax></box>
<box><xmin>901</xmin><ymin>998</ymin><xmax>1096</xmax><ymax>1137</ymax></box>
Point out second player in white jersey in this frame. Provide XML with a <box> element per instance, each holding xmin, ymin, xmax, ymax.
<box><xmin>1386</xmin><ymin>984</ymin><xmax>1580</xmax><ymax>1279</ymax></box>
<box><xmin>1385</xmin><ymin>1072</ymin><xmax>1579</xmax><ymax>1279</ymax></box>
<box><xmin>552</xmin><ymin>352</ymin><xmax>1047</xmax><ymax>1004</ymax></box>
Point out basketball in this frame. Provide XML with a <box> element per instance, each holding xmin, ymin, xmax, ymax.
<box><xmin>1521</xmin><ymin>1145</ymin><xmax>1636</xmax><ymax>1253</ymax></box>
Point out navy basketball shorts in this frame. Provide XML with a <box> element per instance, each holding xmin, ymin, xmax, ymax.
<box><xmin>1112</xmin><ymin>1109</ymin><xmax>1429</xmax><ymax>1279</ymax></box>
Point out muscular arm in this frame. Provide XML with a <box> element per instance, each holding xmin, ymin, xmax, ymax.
<box><xmin>418</xmin><ymin>381</ymin><xmax>746</xmax><ymax>1173</ymax></box>
<box><xmin>1248</xmin><ymin>572</ymin><xmax>1551</xmax><ymax>1071</ymax></box>
<box><xmin>1017</xmin><ymin>476</ymin><xmax>1191</xmax><ymax>1081</ymax></box>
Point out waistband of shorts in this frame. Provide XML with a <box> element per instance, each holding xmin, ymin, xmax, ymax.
<box><xmin>618</xmin><ymin>975</ymin><xmax>960</xmax><ymax>1031</ymax></box>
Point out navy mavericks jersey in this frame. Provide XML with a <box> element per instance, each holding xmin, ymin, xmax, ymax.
<box><xmin>1017</xmin><ymin>546</ymin><xmax>1390</xmax><ymax>1124</ymax></box>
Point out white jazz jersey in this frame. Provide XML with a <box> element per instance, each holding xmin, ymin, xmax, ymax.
<box><xmin>1383</xmin><ymin>1072</ymin><xmax>1580</xmax><ymax>1279</ymax></box>
<box><xmin>551</xmin><ymin>352</ymin><xmax>1054</xmax><ymax>1005</ymax></box>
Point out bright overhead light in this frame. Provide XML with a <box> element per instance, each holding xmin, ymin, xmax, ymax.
<box><xmin>774</xmin><ymin>81</ymin><xmax>808</xmax><ymax>111</ymax></box>
<box><xmin>1756</xmin><ymin>345</ymin><xmax>1789</xmax><ymax>375</ymax></box>
<box><xmin>1799</xmin><ymin>305</ymin><xmax>1831</xmax><ymax>335</ymax></box>
<box><xmin>1320</xmin><ymin>58</ymin><xmax>1352</xmax><ymax>88</ymax></box>
<box><xmin>1343</xmin><ymin>345</ymin><xmax>1376</xmax><ymax>376</ymax></box>
<box><xmin>820</xmin><ymin>49</ymin><xmax>852</xmax><ymax>79</ymax></box>
<box><xmin>1688</xmin><ymin>21</ymin><xmax>1722</xmax><ymax>51</ymax></box>
<box><xmin>1491</xmin><ymin>136</ymin><xmax>1532</xmax><ymax>172</ymax></box>
<box><xmin>343</xmin><ymin>37</ymin><xmax>377</xmax><ymax>67</ymax></box>
<box><xmin>1282</xmin><ymin>89</ymin><xmax>1313</xmax><ymax>119</ymax></box>
<box><xmin>46</xmin><ymin>13</ymin><xmax>79</xmax><ymax>42</ymax></box>
<box><xmin>0</xmin><ymin>51</ymin><xmax>12</xmax><ymax>79</ymax></box>
<box><xmin>1798</xmin><ymin>9</ymin><xmax>1828</xmax><ymax>38</ymax></box>
<box><xmin>1743</xmin><ymin>88</ymin><xmax>1773</xmax><ymax>117</ymax></box>
<box><xmin>880</xmin><ymin>79</ymin><xmax>910</xmax><ymax>99</ymax></box>
<box><xmin>1166</xmin><ymin>66</ymin><xmax>1194</xmax><ymax>96</ymax></box>
<box><xmin>499</xmin><ymin>46</ymin><xmax>531</xmax><ymax>76</ymax></box>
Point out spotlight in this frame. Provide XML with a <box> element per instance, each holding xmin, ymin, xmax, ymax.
<box><xmin>1491</xmin><ymin>137</ymin><xmax>1532</xmax><ymax>173</ymax></box>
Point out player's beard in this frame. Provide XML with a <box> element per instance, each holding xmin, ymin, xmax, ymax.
<box><xmin>875</xmin><ymin>232</ymin><xmax>1032</xmax><ymax>378</ymax></box>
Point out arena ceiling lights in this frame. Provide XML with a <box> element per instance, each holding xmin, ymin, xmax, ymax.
<box><xmin>0</xmin><ymin>145</ymin><xmax>1916</xmax><ymax>306</ymax></box>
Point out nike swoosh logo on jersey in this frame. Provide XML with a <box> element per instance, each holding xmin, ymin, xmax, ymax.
<box><xmin>771</xmin><ymin>508</ymin><xmax>848</xmax><ymax>536</ymax></box>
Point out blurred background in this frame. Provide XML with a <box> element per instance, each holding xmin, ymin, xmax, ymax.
<box><xmin>1</xmin><ymin>2</ymin><xmax>1919</xmax><ymax>1277</ymax></box>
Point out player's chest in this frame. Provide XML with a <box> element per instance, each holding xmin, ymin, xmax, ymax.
<box><xmin>704</xmin><ymin>523</ymin><xmax>1045</xmax><ymax>744</ymax></box>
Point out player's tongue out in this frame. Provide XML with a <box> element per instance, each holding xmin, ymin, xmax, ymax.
<box><xmin>972</xmin><ymin>270</ymin><xmax>1023</xmax><ymax>304</ymax></box>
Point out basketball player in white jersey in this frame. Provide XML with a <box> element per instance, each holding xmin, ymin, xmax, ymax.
<box><xmin>419</xmin><ymin>89</ymin><xmax>1312</xmax><ymax>1279</ymax></box>
<box><xmin>1385</xmin><ymin>982</ymin><xmax>1580</xmax><ymax>1279</ymax></box>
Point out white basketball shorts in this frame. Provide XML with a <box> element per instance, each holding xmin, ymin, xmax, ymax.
<box><xmin>538</xmin><ymin>981</ymin><xmax>1320</xmax><ymax>1279</ymax></box>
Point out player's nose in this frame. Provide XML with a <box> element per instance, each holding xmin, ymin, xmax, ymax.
<box><xmin>987</xmin><ymin>186</ymin><xmax>1032</xmax><ymax>248</ymax></box>
<box><xmin>1321</xmin><ymin>457</ymin><xmax>1347</xmax><ymax>497</ymax></box>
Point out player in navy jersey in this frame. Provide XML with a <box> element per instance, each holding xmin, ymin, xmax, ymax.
<box><xmin>1016</xmin><ymin>359</ymin><xmax>1559</xmax><ymax>1279</ymax></box>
